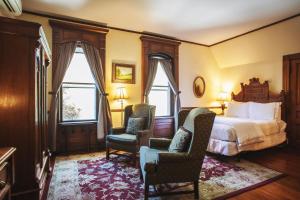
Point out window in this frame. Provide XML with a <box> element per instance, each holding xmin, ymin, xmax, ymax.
<box><xmin>148</xmin><ymin>61</ymin><xmax>171</xmax><ymax>116</ymax></box>
<box><xmin>61</xmin><ymin>47</ymin><xmax>97</xmax><ymax>122</ymax></box>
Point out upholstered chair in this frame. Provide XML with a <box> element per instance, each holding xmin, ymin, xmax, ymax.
<box><xmin>106</xmin><ymin>104</ymin><xmax>156</xmax><ymax>163</ymax></box>
<box><xmin>139</xmin><ymin>108</ymin><xmax>216</xmax><ymax>199</ymax></box>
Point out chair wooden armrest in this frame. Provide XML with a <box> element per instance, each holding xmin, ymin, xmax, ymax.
<box><xmin>157</xmin><ymin>152</ymin><xmax>190</xmax><ymax>163</ymax></box>
<box><xmin>111</xmin><ymin>127</ymin><xmax>125</xmax><ymax>134</ymax></box>
<box><xmin>149</xmin><ymin>138</ymin><xmax>172</xmax><ymax>150</ymax></box>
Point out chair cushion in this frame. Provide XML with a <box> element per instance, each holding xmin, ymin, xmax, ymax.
<box><xmin>168</xmin><ymin>127</ymin><xmax>192</xmax><ymax>153</ymax></box>
<box><xmin>106</xmin><ymin>133</ymin><xmax>136</xmax><ymax>144</ymax></box>
<box><xmin>126</xmin><ymin>117</ymin><xmax>145</xmax><ymax>135</ymax></box>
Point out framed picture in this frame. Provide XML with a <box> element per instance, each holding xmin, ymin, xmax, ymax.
<box><xmin>112</xmin><ymin>63</ymin><xmax>136</xmax><ymax>84</ymax></box>
<box><xmin>193</xmin><ymin>76</ymin><xmax>206</xmax><ymax>98</ymax></box>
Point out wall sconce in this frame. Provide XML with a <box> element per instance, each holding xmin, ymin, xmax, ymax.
<box><xmin>217</xmin><ymin>91</ymin><xmax>229</xmax><ymax>115</ymax></box>
<box><xmin>114</xmin><ymin>87</ymin><xmax>128</xmax><ymax>124</ymax></box>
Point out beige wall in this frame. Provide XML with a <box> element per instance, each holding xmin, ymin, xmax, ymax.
<box><xmin>211</xmin><ymin>16</ymin><xmax>300</xmax><ymax>93</ymax></box>
<box><xmin>17</xmin><ymin>12</ymin><xmax>300</xmax><ymax>126</ymax></box>
<box><xmin>179</xmin><ymin>43</ymin><xmax>220</xmax><ymax>107</ymax></box>
<box><xmin>106</xmin><ymin>31</ymin><xmax>221</xmax><ymax>126</ymax></box>
<box><xmin>105</xmin><ymin>29</ymin><xmax>142</xmax><ymax>126</ymax></box>
<box><xmin>16</xmin><ymin>13</ymin><xmax>221</xmax><ymax>127</ymax></box>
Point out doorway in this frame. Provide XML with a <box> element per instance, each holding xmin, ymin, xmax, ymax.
<box><xmin>283</xmin><ymin>53</ymin><xmax>300</xmax><ymax>147</ymax></box>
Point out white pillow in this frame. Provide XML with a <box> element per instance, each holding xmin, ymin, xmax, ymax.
<box><xmin>226</xmin><ymin>101</ymin><xmax>249</xmax><ymax>118</ymax></box>
<box><xmin>248</xmin><ymin>102</ymin><xmax>278</xmax><ymax>120</ymax></box>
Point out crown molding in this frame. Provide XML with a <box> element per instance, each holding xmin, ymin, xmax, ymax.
<box><xmin>23</xmin><ymin>10</ymin><xmax>300</xmax><ymax>47</ymax></box>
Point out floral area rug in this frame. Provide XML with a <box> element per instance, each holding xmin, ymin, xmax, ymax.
<box><xmin>47</xmin><ymin>152</ymin><xmax>284</xmax><ymax>200</ymax></box>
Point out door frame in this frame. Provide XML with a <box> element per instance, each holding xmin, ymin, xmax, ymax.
<box><xmin>283</xmin><ymin>53</ymin><xmax>300</xmax><ymax>146</ymax></box>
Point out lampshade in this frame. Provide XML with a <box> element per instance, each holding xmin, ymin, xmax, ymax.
<box><xmin>217</xmin><ymin>91</ymin><xmax>229</xmax><ymax>102</ymax></box>
<box><xmin>114</xmin><ymin>87</ymin><xmax>128</xmax><ymax>100</ymax></box>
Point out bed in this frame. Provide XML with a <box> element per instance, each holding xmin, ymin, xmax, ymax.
<box><xmin>207</xmin><ymin>78</ymin><xmax>287</xmax><ymax>156</ymax></box>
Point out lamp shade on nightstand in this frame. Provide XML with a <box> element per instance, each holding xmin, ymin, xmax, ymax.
<box><xmin>114</xmin><ymin>87</ymin><xmax>128</xmax><ymax>101</ymax></box>
<box><xmin>217</xmin><ymin>91</ymin><xmax>229</xmax><ymax>102</ymax></box>
<box><xmin>217</xmin><ymin>91</ymin><xmax>229</xmax><ymax>114</ymax></box>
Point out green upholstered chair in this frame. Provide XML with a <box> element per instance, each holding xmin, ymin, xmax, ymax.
<box><xmin>139</xmin><ymin>108</ymin><xmax>216</xmax><ymax>199</ymax></box>
<box><xmin>106</xmin><ymin>104</ymin><xmax>156</xmax><ymax>163</ymax></box>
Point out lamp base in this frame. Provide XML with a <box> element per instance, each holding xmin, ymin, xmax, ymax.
<box><xmin>221</xmin><ymin>103</ymin><xmax>226</xmax><ymax>115</ymax></box>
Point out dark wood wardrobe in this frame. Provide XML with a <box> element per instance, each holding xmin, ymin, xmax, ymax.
<box><xmin>0</xmin><ymin>17</ymin><xmax>51</xmax><ymax>200</ymax></box>
<box><xmin>283</xmin><ymin>53</ymin><xmax>300</xmax><ymax>148</ymax></box>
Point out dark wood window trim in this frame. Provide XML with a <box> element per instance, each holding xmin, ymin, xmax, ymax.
<box><xmin>50</xmin><ymin>20</ymin><xmax>108</xmax><ymax>153</ymax></box>
<box><xmin>49</xmin><ymin>19</ymin><xmax>108</xmax><ymax>79</ymax></box>
<box><xmin>140</xmin><ymin>36</ymin><xmax>180</xmax><ymax>138</ymax></box>
<box><xmin>50</xmin><ymin>20</ymin><xmax>108</xmax><ymax>123</ymax></box>
<box><xmin>140</xmin><ymin>36</ymin><xmax>180</xmax><ymax>103</ymax></box>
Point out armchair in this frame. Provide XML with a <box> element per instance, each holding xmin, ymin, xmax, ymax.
<box><xmin>106</xmin><ymin>104</ymin><xmax>156</xmax><ymax>163</ymax></box>
<box><xmin>139</xmin><ymin>108</ymin><xmax>216</xmax><ymax>199</ymax></box>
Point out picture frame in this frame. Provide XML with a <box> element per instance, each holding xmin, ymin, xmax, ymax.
<box><xmin>112</xmin><ymin>63</ymin><xmax>136</xmax><ymax>84</ymax></box>
<box><xmin>193</xmin><ymin>76</ymin><xmax>206</xmax><ymax>98</ymax></box>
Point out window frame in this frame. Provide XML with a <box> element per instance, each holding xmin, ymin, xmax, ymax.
<box><xmin>140</xmin><ymin>36</ymin><xmax>180</xmax><ymax>120</ymax></box>
<box><xmin>58</xmin><ymin>48</ymin><xmax>99</xmax><ymax>123</ymax></box>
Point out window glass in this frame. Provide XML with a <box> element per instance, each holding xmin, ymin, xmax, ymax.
<box><xmin>63</xmin><ymin>48</ymin><xmax>94</xmax><ymax>83</ymax></box>
<box><xmin>148</xmin><ymin>61</ymin><xmax>171</xmax><ymax>116</ymax></box>
<box><xmin>61</xmin><ymin>47</ymin><xmax>97</xmax><ymax>121</ymax></box>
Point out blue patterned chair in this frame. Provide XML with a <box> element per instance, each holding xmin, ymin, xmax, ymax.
<box><xmin>139</xmin><ymin>108</ymin><xmax>215</xmax><ymax>199</ymax></box>
<box><xmin>106</xmin><ymin>104</ymin><xmax>156</xmax><ymax>164</ymax></box>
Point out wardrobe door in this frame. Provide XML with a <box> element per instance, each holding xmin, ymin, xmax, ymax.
<box><xmin>0</xmin><ymin>26</ymin><xmax>37</xmax><ymax>197</ymax></box>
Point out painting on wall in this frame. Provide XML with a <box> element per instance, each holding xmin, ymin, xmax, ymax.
<box><xmin>193</xmin><ymin>76</ymin><xmax>206</xmax><ymax>98</ymax></box>
<box><xmin>112</xmin><ymin>63</ymin><xmax>136</xmax><ymax>84</ymax></box>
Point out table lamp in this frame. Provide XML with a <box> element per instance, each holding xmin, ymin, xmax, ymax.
<box><xmin>114</xmin><ymin>87</ymin><xmax>128</xmax><ymax>124</ymax></box>
<box><xmin>217</xmin><ymin>91</ymin><xmax>229</xmax><ymax>115</ymax></box>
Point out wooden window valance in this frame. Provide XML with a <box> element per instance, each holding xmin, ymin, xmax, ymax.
<box><xmin>49</xmin><ymin>19</ymin><xmax>109</xmax><ymax>77</ymax></box>
<box><xmin>140</xmin><ymin>35</ymin><xmax>181</xmax><ymax>101</ymax></box>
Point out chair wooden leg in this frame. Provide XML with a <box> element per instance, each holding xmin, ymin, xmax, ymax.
<box><xmin>139</xmin><ymin>168</ymin><xmax>143</xmax><ymax>180</ymax></box>
<box><xmin>144</xmin><ymin>179</ymin><xmax>149</xmax><ymax>200</ymax></box>
<box><xmin>133</xmin><ymin>152</ymin><xmax>138</xmax><ymax>167</ymax></box>
<box><xmin>106</xmin><ymin>147</ymin><xmax>110</xmax><ymax>160</ymax></box>
<box><xmin>194</xmin><ymin>180</ymin><xmax>199</xmax><ymax>199</ymax></box>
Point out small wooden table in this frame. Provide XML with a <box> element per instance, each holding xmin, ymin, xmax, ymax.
<box><xmin>0</xmin><ymin>147</ymin><xmax>16</xmax><ymax>200</ymax></box>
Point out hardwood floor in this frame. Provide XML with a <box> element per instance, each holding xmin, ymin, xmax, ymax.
<box><xmin>41</xmin><ymin>147</ymin><xmax>300</xmax><ymax>200</ymax></box>
<box><xmin>230</xmin><ymin>147</ymin><xmax>300</xmax><ymax>200</ymax></box>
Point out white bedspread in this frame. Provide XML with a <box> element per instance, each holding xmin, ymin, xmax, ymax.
<box><xmin>212</xmin><ymin>116</ymin><xmax>286</xmax><ymax>149</ymax></box>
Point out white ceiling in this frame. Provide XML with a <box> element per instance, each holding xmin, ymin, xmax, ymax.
<box><xmin>23</xmin><ymin>0</ymin><xmax>300</xmax><ymax>45</ymax></box>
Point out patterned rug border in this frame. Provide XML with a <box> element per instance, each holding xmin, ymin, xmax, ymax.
<box><xmin>214</xmin><ymin>173</ymin><xmax>286</xmax><ymax>200</ymax></box>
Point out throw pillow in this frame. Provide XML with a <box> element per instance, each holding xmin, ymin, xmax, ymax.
<box><xmin>126</xmin><ymin>117</ymin><xmax>145</xmax><ymax>135</ymax></box>
<box><xmin>168</xmin><ymin>127</ymin><xmax>192</xmax><ymax>153</ymax></box>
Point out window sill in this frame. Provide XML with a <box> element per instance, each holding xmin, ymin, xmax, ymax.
<box><xmin>58</xmin><ymin>121</ymin><xmax>97</xmax><ymax>126</ymax></box>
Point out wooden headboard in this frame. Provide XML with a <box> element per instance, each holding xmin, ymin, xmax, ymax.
<box><xmin>232</xmin><ymin>77</ymin><xmax>286</xmax><ymax>120</ymax></box>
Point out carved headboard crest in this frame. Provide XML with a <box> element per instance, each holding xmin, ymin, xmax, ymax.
<box><xmin>232</xmin><ymin>77</ymin><xmax>285</xmax><ymax>103</ymax></box>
